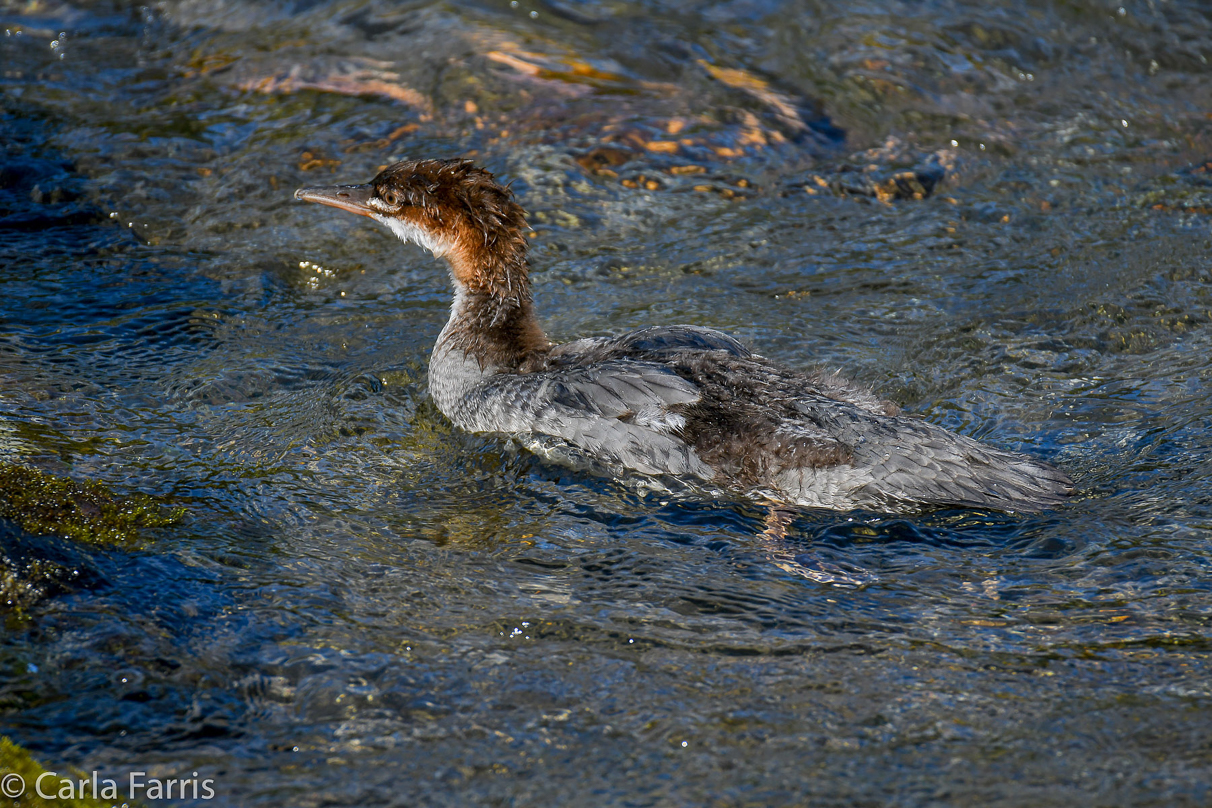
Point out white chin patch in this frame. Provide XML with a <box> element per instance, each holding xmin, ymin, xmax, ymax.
<box><xmin>378</xmin><ymin>215</ymin><xmax>450</xmax><ymax>258</ymax></box>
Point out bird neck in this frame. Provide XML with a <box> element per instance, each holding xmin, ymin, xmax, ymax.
<box><xmin>434</xmin><ymin>245</ymin><xmax>550</xmax><ymax>373</ymax></box>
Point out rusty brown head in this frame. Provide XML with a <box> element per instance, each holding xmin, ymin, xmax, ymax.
<box><xmin>295</xmin><ymin>159</ymin><xmax>531</xmax><ymax>299</ymax></box>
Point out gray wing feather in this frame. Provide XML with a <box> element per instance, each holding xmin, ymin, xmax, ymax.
<box><xmin>447</xmin><ymin>360</ymin><xmax>712</xmax><ymax>478</ymax></box>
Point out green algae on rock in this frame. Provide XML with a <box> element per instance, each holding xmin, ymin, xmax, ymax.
<box><xmin>0</xmin><ymin>465</ymin><xmax>184</xmax><ymax>549</ymax></box>
<box><xmin>0</xmin><ymin>736</ymin><xmax>116</xmax><ymax>808</ymax></box>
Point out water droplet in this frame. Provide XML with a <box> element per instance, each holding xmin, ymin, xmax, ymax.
<box><xmin>950</xmin><ymin>139</ymin><xmax>958</xmax><ymax>147</ymax></box>
<box><xmin>1121</xmin><ymin>119</ymin><xmax>1128</xmax><ymax>127</ymax></box>
<box><xmin>681</xmin><ymin>741</ymin><xmax>688</xmax><ymax>747</ymax></box>
<box><xmin>530</xmin><ymin>10</ymin><xmax>538</xmax><ymax>17</ymax></box>
<box><xmin>1117</xmin><ymin>7</ymin><xmax>1126</xmax><ymax>16</ymax></box>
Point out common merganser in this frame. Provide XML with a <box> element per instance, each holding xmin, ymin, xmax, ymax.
<box><xmin>295</xmin><ymin>158</ymin><xmax>1071</xmax><ymax>513</ymax></box>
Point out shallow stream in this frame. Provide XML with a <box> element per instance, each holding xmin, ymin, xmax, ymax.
<box><xmin>2</xmin><ymin>0</ymin><xmax>1212</xmax><ymax>804</ymax></box>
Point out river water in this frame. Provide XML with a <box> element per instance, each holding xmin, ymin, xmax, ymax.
<box><xmin>2</xmin><ymin>0</ymin><xmax>1211</xmax><ymax>805</ymax></box>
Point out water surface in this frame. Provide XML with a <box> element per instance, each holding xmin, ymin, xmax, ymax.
<box><xmin>2</xmin><ymin>0</ymin><xmax>1212</xmax><ymax>804</ymax></box>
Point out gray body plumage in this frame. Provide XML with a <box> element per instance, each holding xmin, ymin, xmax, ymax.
<box><xmin>430</xmin><ymin>318</ymin><xmax>1071</xmax><ymax>513</ymax></box>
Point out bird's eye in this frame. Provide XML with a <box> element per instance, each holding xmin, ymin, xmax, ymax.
<box><xmin>381</xmin><ymin>190</ymin><xmax>399</xmax><ymax>207</ymax></box>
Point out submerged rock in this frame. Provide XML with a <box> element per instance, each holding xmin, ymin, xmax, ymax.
<box><xmin>0</xmin><ymin>520</ymin><xmax>109</xmax><ymax>617</ymax></box>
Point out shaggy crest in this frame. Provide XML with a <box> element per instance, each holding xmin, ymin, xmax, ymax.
<box><xmin>371</xmin><ymin>159</ymin><xmax>531</xmax><ymax>302</ymax></box>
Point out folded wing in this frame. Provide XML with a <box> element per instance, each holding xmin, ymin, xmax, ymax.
<box><xmin>447</xmin><ymin>357</ymin><xmax>713</xmax><ymax>477</ymax></box>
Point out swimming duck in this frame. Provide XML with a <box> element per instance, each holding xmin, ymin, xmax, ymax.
<box><xmin>295</xmin><ymin>158</ymin><xmax>1070</xmax><ymax>512</ymax></box>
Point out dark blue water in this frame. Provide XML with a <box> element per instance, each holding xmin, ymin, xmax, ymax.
<box><xmin>2</xmin><ymin>0</ymin><xmax>1212</xmax><ymax>804</ymax></box>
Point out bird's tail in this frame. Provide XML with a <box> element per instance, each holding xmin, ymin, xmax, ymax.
<box><xmin>855</xmin><ymin>417</ymin><xmax>1072</xmax><ymax>513</ymax></box>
